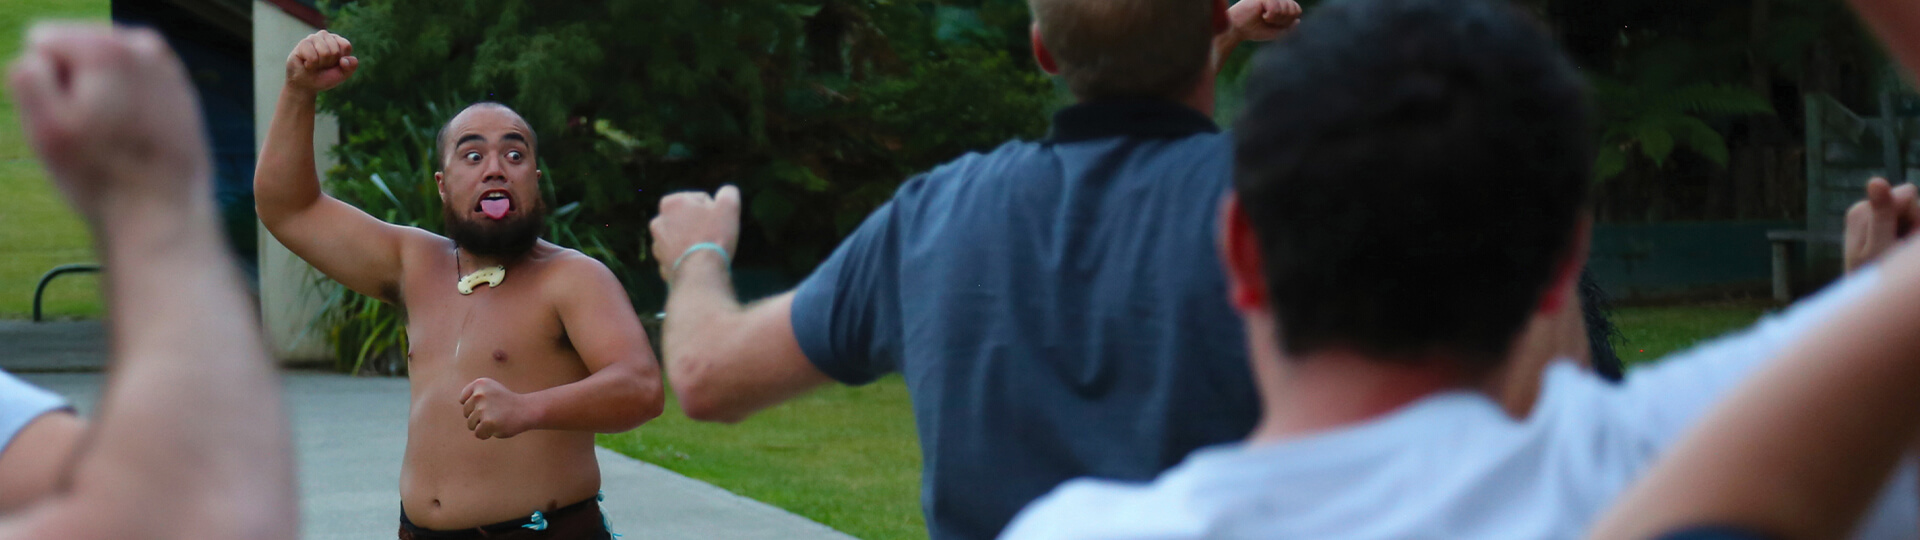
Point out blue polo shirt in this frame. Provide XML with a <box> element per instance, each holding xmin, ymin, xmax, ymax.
<box><xmin>790</xmin><ymin>99</ymin><xmax>1259</xmax><ymax>540</ymax></box>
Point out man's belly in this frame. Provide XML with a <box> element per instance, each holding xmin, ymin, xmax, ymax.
<box><xmin>399</xmin><ymin>385</ymin><xmax>600</xmax><ymax>530</ymax></box>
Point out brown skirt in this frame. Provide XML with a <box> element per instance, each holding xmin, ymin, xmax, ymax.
<box><xmin>398</xmin><ymin>497</ymin><xmax>612</xmax><ymax>539</ymax></box>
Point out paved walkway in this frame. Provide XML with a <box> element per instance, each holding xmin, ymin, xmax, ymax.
<box><xmin>0</xmin><ymin>321</ymin><xmax>106</xmax><ymax>372</ymax></box>
<box><xmin>9</xmin><ymin>324</ymin><xmax>855</xmax><ymax>540</ymax></box>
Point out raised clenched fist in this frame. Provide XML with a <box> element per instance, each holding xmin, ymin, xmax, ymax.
<box><xmin>285</xmin><ymin>30</ymin><xmax>358</xmax><ymax>94</ymax></box>
<box><xmin>1844</xmin><ymin>177</ymin><xmax>1920</xmax><ymax>273</ymax></box>
<box><xmin>649</xmin><ymin>186</ymin><xmax>742</xmax><ymax>283</ymax></box>
<box><xmin>7</xmin><ymin>23</ymin><xmax>212</xmax><ymax>222</ymax></box>
<box><xmin>1228</xmin><ymin>0</ymin><xmax>1304</xmax><ymax>43</ymax></box>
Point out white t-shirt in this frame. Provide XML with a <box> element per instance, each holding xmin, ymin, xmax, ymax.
<box><xmin>0</xmin><ymin>369</ymin><xmax>70</xmax><ymax>458</ymax></box>
<box><xmin>1003</xmin><ymin>269</ymin><xmax>1919</xmax><ymax>540</ymax></box>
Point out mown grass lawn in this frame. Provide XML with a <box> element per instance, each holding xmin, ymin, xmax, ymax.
<box><xmin>0</xmin><ymin>0</ymin><xmax>110</xmax><ymax>320</ymax></box>
<box><xmin>598</xmin><ymin>376</ymin><xmax>925</xmax><ymax>540</ymax></box>
<box><xmin>1614</xmin><ymin>300</ymin><xmax>1774</xmax><ymax>367</ymax></box>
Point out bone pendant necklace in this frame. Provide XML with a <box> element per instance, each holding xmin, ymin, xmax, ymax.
<box><xmin>455</xmin><ymin>249</ymin><xmax>506</xmax><ymax>295</ymax></box>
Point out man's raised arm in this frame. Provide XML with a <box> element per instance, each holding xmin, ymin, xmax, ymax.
<box><xmin>1213</xmin><ymin>0</ymin><xmax>1302</xmax><ymax>76</ymax></box>
<box><xmin>649</xmin><ymin>187</ymin><xmax>833</xmax><ymax>423</ymax></box>
<box><xmin>1589</xmin><ymin>185</ymin><xmax>1920</xmax><ymax>540</ymax></box>
<box><xmin>255</xmin><ymin>30</ymin><xmax>418</xmax><ymax>303</ymax></box>
<box><xmin>1</xmin><ymin>24</ymin><xmax>295</xmax><ymax>539</ymax></box>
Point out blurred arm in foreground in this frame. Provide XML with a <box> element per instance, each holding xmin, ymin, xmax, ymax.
<box><xmin>1590</xmin><ymin>177</ymin><xmax>1920</xmax><ymax>539</ymax></box>
<box><xmin>0</xmin><ymin>23</ymin><xmax>296</xmax><ymax>540</ymax></box>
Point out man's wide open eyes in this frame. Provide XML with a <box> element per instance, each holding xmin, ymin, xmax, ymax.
<box><xmin>507</xmin><ymin>150</ymin><xmax>524</xmax><ymax>161</ymax></box>
<box><xmin>464</xmin><ymin>151</ymin><xmax>482</xmax><ymax>163</ymax></box>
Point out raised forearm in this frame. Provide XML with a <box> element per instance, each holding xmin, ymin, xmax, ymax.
<box><xmin>5</xmin><ymin>22</ymin><xmax>295</xmax><ymax>540</ymax></box>
<box><xmin>662</xmin><ymin>257</ymin><xmax>825</xmax><ymax>423</ymax></box>
<box><xmin>1593</xmin><ymin>253</ymin><xmax>1920</xmax><ymax>539</ymax></box>
<box><xmin>253</xmin><ymin>87</ymin><xmax>324</xmax><ymax>224</ymax></box>
<box><xmin>662</xmin><ymin>254</ymin><xmax>746</xmax><ymax>375</ymax></box>
<box><xmin>1212</xmin><ymin>31</ymin><xmax>1244</xmax><ymax>76</ymax></box>
<box><xmin>524</xmin><ymin>363</ymin><xmax>662</xmax><ymax>433</ymax></box>
<box><xmin>662</xmin><ymin>256</ymin><xmax>768</xmax><ymax>422</ymax></box>
<box><xmin>71</xmin><ymin>191</ymin><xmax>296</xmax><ymax>538</ymax></box>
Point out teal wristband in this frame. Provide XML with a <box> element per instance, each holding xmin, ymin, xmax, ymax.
<box><xmin>672</xmin><ymin>242</ymin><xmax>731</xmax><ymax>273</ymax></box>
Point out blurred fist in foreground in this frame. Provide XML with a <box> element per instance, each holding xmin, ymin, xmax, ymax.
<box><xmin>8</xmin><ymin>23</ymin><xmax>211</xmax><ymax>223</ymax></box>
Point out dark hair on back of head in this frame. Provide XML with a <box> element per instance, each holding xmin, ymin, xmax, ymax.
<box><xmin>434</xmin><ymin>101</ymin><xmax>537</xmax><ymax>171</ymax></box>
<box><xmin>1232</xmin><ymin>0</ymin><xmax>1593</xmax><ymax>374</ymax></box>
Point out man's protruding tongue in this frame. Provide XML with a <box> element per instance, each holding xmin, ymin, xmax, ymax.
<box><xmin>480</xmin><ymin>198</ymin><xmax>511</xmax><ymax>220</ymax></box>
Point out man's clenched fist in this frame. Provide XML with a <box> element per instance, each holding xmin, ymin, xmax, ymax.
<box><xmin>649</xmin><ymin>186</ymin><xmax>743</xmax><ymax>283</ymax></box>
<box><xmin>460</xmin><ymin>378</ymin><xmax>537</xmax><ymax>440</ymax></box>
<box><xmin>1844</xmin><ymin>177</ymin><xmax>1920</xmax><ymax>273</ymax></box>
<box><xmin>285</xmin><ymin>30</ymin><xmax>357</xmax><ymax>94</ymax></box>
<box><xmin>1228</xmin><ymin>0</ymin><xmax>1304</xmax><ymax>43</ymax></box>
<box><xmin>8</xmin><ymin>23</ymin><xmax>211</xmax><ymax>223</ymax></box>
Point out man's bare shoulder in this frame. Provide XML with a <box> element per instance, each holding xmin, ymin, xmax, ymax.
<box><xmin>358</xmin><ymin>225</ymin><xmax>448</xmax><ymax>303</ymax></box>
<box><xmin>536</xmin><ymin>244</ymin><xmax>629</xmax><ymax>300</ymax></box>
<box><xmin>390</xmin><ymin>226</ymin><xmax>455</xmax><ymax>270</ymax></box>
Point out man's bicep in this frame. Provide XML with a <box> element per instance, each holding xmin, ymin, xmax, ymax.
<box><xmin>556</xmin><ymin>259</ymin><xmax>656</xmax><ymax>374</ymax></box>
<box><xmin>732</xmin><ymin>292</ymin><xmax>836</xmax><ymax>398</ymax></box>
<box><xmin>785</xmin><ymin>202</ymin><xmax>904</xmax><ymax>384</ymax></box>
<box><xmin>672</xmin><ymin>292</ymin><xmax>832</xmax><ymax>422</ymax></box>
<box><xmin>264</xmin><ymin>195</ymin><xmax>420</xmax><ymax>302</ymax></box>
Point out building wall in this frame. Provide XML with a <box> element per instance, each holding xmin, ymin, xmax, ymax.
<box><xmin>253</xmin><ymin>1</ymin><xmax>334</xmax><ymax>362</ymax></box>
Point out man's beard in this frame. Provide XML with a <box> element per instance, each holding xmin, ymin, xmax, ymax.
<box><xmin>443</xmin><ymin>196</ymin><xmax>548</xmax><ymax>260</ymax></box>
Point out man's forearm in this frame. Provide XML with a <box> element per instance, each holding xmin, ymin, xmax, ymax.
<box><xmin>662</xmin><ymin>254</ymin><xmax>746</xmax><ymax>372</ymax></box>
<box><xmin>70</xmin><ymin>200</ymin><xmax>297</xmax><ymax>537</ymax></box>
<box><xmin>254</xmin><ymin>87</ymin><xmax>324</xmax><ymax>223</ymax></box>
<box><xmin>1594</xmin><ymin>251</ymin><xmax>1920</xmax><ymax>539</ymax></box>
<box><xmin>660</xmin><ymin>255</ymin><xmax>781</xmax><ymax>422</ymax></box>
<box><xmin>1212</xmin><ymin>32</ymin><xmax>1244</xmax><ymax>76</ymax></box>
<box><xmin>523</xmin><ymin>363</ymin><xmax>662</xmax><ymax>433</ymax></box>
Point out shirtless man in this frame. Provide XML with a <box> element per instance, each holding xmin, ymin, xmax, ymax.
<box><xmin>256</xmin><ymin>30</ymin><xmax>663</xmax><ymax>538</ymax></box>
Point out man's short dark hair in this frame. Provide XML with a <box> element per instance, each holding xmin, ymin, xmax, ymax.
<box><xmin>1028</xmin><ymin>0</ymin><xmax>1214</xmax><ymax>101</ymax></box>
<box><xmin>1233</xmin><ymin>0</ymin><xmax>1593</xmax><ymax>373</ymax></box>
<box><xmin>434</xmin><ymin>101</ymin><xmax>538</xmax><ymax>171</ymax></box>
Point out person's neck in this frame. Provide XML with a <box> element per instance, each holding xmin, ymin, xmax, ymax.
<box><xmin>1182</xmin><ymin>74</ymin><xmax>1218</xmax><ymax>116</ymax></box>
<box><xmin>1072</xmin><ymin>77</ymin><xmax>1217</xmax><ymax>116</ymax></box>
<box><xmin>456</xmin><ymin>246</ymin><xmax>522</xmax><ymax>272</ymax></box>
<box><xmin>1249</xmin><ymin>349</ymin><xmax>1477</xmax><ymax>444</ymax></box>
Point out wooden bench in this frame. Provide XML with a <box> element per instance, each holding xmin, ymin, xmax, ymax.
<box><xmin>1765</xmin><ymin>230</ymin><xmax>1842</xmax><ymax>302</ymax></box>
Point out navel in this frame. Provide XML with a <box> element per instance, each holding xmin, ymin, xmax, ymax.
<box><xmin>493</xmin><ymin>349</ymin><xmax>508</xmax><ymax>363</ymax></box>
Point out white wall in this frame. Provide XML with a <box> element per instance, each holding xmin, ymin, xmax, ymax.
<box><xmin>253</xmin><ymin>1</ymin><xmax>335</xmax><ymax>363</ymax></box>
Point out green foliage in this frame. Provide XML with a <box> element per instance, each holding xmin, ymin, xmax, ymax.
<box><xmin>1593</xmin><ymin>79</ymin><xmax>1773</xmax><ymax>181</ymax></box>
<box><xmin>1513</xmin><ymin>0</ymin><xmax>1883</xmax><ymax>188</ymax></box>
<box><xmin>320</xmin><ymin>0</ymin><xmax>1052</xmax><ymax>282</ymax></box>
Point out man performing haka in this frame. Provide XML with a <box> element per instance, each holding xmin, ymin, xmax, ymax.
<box><xmin>256</xmin><ymin>30</ymin><xmax>664</xmax><ymax>539</ymax></box>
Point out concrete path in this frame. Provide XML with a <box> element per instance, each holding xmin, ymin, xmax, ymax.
<box><xmin>15</xmin><ymin>363</ymin><xmax>855</xmax><ymax>539</ymax></box>
<box><xmin>0</xmin><ymin>321</ymin><xmax>106</xmax><ymax>372</ymax></box>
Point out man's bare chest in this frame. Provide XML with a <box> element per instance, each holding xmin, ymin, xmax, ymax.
<box><xmin>397</xmin><ymin>276</ymin><xmax>574</xmax><ymax>380</ymax></box>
